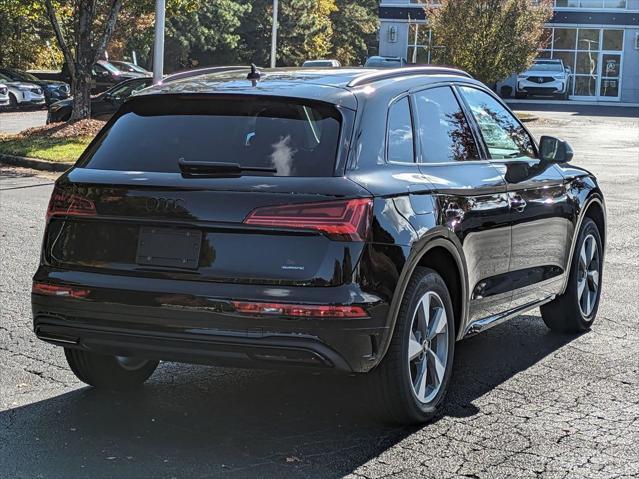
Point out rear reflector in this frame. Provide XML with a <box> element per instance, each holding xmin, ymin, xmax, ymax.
<box><xmin>32</xmin><ymin>282</ymin><xmax>90</xmax><ymax>299</ymax></box>
<box><xmin>232</xmin><ymin>301</ymin><xmax>369</xmax><ymax>319</ymax></box>
<box><xmin>46</xmin><ymin>187</ymin><xmax>96</xmax><ymax>221</ymax></box>
<box><xmin>244</xmin><ymin>198</ymin><xmax>372</xmax><ymax>241</ymax></box>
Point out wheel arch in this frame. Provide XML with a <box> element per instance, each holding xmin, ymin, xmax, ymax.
<box><xmin>374</xmin><ymin>232</ymin><xmax>469</xmax><ymax>368</ymax></box>
<box><xmin>560</xmin><ymin>193</ymin><xmax>606</xmax><ymax>295</ymax></box>
<box><xmin>583</xmin><ymin>197</ymin><xmax>606</xmax><ymax>251</ymax></box>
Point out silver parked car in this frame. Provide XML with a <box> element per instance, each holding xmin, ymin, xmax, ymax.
<box><xmin>0</xmin><ymin>83</ymin><xmax>9</xmax><ymax>108</ymax></box>
<box><xmin>0</xmin><ymin>72</ymin><xmax>46</xmax><ymax>109</ymax></box>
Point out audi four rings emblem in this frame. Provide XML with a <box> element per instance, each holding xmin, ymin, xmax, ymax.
<box><xmin>145</xmin><ymin>197</ymin><xmax>185</xmax><ymax>213</ymax></box>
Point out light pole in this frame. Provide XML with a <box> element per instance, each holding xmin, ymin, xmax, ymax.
<box><xmin>270</xmin><ymin>0</ymin><xmax>279</xmax><ymax>68</ymax></box>
<box><xmin>153</xmin><ymin>0</ymin><xmax>166</xmax><ymax>84</ymax></box>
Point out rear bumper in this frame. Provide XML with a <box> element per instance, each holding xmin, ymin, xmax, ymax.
<box><xmin>32</xmin><ymin>269</ymin><xmax>390</xmax><ymax>373</ymax></box>
<box><xmin>34</xmin><ymin>317</ymin><xmax>355</xmax><ymax>371</ymax></box>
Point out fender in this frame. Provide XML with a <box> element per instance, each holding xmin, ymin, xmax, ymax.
<box><xmin>373</xmin><ymin>228</ymin><xmax>470</xmax><ymax>368</ymax></box>
<box><xmin>559</xmin><ymin>192</ymin><xmax>606</xmax><ymax>295</ymax></box>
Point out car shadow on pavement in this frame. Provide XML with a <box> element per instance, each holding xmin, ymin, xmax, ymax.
<box><xmin>0</xmin><ymin>314</ymin><xmax>577</xmax><ymax>478</ymax></box>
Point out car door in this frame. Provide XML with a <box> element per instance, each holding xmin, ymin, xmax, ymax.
<box><xmin>457</xmin><ymin>85</ymin><xmax>572</xmax><ymax>310</ymax></box>
<box><xmin>91</xmin><ymin>64</ymin><xmax>113</xmax><ymax>93</ymax></box>
<box><xmin>412</xmin><ymin>85</ymin><xmax>513</xmax><ymax>326</ymax></box>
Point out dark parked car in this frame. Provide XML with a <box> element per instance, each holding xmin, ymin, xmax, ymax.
<box><xmin>109</xmin><ymin>60</ymin><xmax>151</xmax><ymax>75</ymax></box>
<box><xmin>48</xmin><ymin>77</ymin><xmax>153</xmax><ymax>123</ymax></box>
<box><xmin>29</xmin><ymin>60</ymin><xmax>149</xmax><ymax>94</ymax></box>
<box><xmin>32</xmin><ymin>67</ymin><xmax>606</xmax><ymax>424</ymax></box>
<box><xmin>0</xmin><ymin>67</ymin><xmax>70</xmax><ymax>106</ymax></box>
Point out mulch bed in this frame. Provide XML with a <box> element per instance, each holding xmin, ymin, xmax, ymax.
<box><xmin>16</xmin><ymin>119</ymin><xmax>106</xmax><ymax>139</ymax></box>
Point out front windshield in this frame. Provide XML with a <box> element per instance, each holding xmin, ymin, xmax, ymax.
<box><xmin>113</xmin><ymin>62</ymin><xmax>145</xmax><ymax>73</ymax></box>
<box><xmin>0</xmin><ymin>73</ymin><xmax>11</xmax><ymax>82</ymax></box>
<box><xmin>100</xmin><ymin>62</ymin><xmax>122</xmax><ymax>74</ymax></box>
<box><xmin>6</xmin><ymin>70</ymin><xmax>39</xmax><ymax>82</ymax></box>
<box><xmin>128</xmin><ymin>64</ymin><xmax>148</xmax><ymax>74</ymax></box>
<box><xmin>531</xmin><ymin>62</ymin><xmax>564</xmax><ymax>72</ymax></box>
<box><xmin>107</xmin><ymin>80</ymin><xmax>149</xmax><ymax>98</ymax></box>
<box><xmin>365</xmin><ymin>58</ymin><xmax>400</xmax><ymax>68</ymax></box>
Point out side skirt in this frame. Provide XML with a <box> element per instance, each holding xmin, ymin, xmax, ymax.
<box><xmin>462</xmin><ymin>294</ymin><xmax>555</xmax><ymax>339</ymax></box>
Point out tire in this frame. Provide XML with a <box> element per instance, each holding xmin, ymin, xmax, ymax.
<box><xmin>8</xmin><ymin>93</ymin><xmax>18</xmax><ymax>110</ymax></box>
<box><xmin>369</xmin><ymin>267</ymin><xmax>455</xmax><ymax>425</ymax></box>
<box><xmin>64</xmin><ymin>348</ymin><xmax>158</xmax><ymax>390</ymax></box>
<box><xmin>541</xmin><ymin>217</ymin><xmax>603</xmax><ymax>333</ymax></box>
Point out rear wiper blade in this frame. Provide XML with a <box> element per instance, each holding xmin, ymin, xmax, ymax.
<box><xmin>178</xmin><ymin>159</ymin><xmax>276</xmax><ymax>178</ymax></box>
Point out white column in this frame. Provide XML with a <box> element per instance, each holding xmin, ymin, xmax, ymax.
<box><xmin>270</xmin><ymin>0</ymin><xmax>279</xmax><ymax>68</ymax></box>
<box><xmin>153</xmin><ymin>0</ymin><xmax>166</xmax><ymax>84</ymax></box>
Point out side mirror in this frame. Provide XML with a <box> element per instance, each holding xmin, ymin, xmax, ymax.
<box><xmin>539</xmin><ymin>136</ymin><xmax>573</xmax><ymax>163</ymax></box>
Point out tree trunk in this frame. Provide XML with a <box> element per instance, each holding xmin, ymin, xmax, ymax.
<box><xmin>44</xmin><ymin>0</ymin><xmax>123</xmax><ymax>122</ymax></box>
<box><xmin>70</xmin><ymin>70</ymin><xmax>92</xmax><ymax>121</ymax></box>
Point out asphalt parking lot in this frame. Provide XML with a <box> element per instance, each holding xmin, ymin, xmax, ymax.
<box><xmin>1</xmin><ymin>109</ymin><xmax>638</xmax><ymax>478</ymax></box>
<box><xmin>0</xmin><ymin>110</ymin><xmax>47</xmax><ymax>134</ymax></box>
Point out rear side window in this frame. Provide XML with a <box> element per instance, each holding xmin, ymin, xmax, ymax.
<box><xmin>80</xmin><ymin>96</ymin><xmax>342</xmax><ymax>177</ymax></box>
<box><xmin>387</xmin><ymin>97</ymin><xmax>415</xmax><ymax>163</ymax></box>
<box><xmin>413</xmin><ymin>86</ymin><xmax>479</xmax><ymax>163</ymax></box>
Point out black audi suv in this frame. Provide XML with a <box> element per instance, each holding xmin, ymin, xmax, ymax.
<box><xmin>32</xmin><ymin>67</ymin><xmax>606</xmax><ymax>424</ymax></box>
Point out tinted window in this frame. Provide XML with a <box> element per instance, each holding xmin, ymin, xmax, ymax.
<box><xmin>414</xmin><ymin>86</ymin><xmax>479</xmax><ymax>163</ymax></box>
<box><xmin>459</xmin><ymin>87</ymin><xmax>536</xmax><ymax>160</ymax></box>
<box><xmin>387</xmin><ymin>97</ymin><xmax>414</xmax><ymax>163</ymax></box>
<box><xmin>80</xmin><ymin>97</ymin><xmax>342</xmax><ymax>177</ymax></box>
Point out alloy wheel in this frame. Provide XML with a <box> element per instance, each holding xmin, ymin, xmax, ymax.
<box><xmin>577</xmin><ymin>234</ymin><xmax>600</xmax><ymax>318</ymax></box>
<box><xmin>407</xmin><ymin>291</ymin><xmax>449</xmax><ymax>404</ymax></box>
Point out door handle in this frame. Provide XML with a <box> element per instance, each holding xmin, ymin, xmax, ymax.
<box><xmin>509</xmin><ymin>194</ymin><xmax>527</xmax><ymax>212</ymax></box>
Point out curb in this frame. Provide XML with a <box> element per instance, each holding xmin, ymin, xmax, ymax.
<box><xmin>505</xmin><ymin>99</ymin><xmax>639</xmax><ymax>108</ymax></box>
<box><xmin>0</xmin><ymin>153</ymin><xmax>73</xmax><ymax>172</ymax></box>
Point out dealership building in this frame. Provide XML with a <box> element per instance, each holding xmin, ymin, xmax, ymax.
<box><xmin>378</xmin><ymin>1</ymin><xmax>639</xmax><ymax>103</ymax></box>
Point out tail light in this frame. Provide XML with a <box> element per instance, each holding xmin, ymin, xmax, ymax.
<box><xmin>32</xmin><ymin>282</ymin><xmax>90</xmax><ymax>299</ymax></box>
<box><xmin>46</xmin><ymin>186</ymin><xmax>96</xmax><ymax>222</ymax></box>
<box><xmin>244</xmin><ymin>198</ymin><xmax>373</xmax><ymax>241</ymax></box>
<box><xmin>232</xmin><ymin>301</ymin><xmax>369</xmax><ymax>319</ymax></box>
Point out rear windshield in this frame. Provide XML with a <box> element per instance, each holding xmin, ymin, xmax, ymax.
<box><xmin>80</xmin><ymin>96</ymin><xmax>342</xmax><ymax>177</ymax></box>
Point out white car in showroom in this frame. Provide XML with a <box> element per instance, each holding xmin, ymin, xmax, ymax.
<box><xmin>0</xmin><ymin>83</ymin><xmax>9</xmax><ymax>108</ymax></box>
<box><xmin>516</xmin><ymin>59</ymin><xmax>570</xmax><ymax>100</ymax></box>
<box><xmin>0</xmin><ymin>72</ymin><xmax>46</xmax><ymax>109</ymax></box>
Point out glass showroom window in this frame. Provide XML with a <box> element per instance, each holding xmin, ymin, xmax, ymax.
<box><xmin>407</xmin><ymin>23</ymin><xmax>443</xmax><ymax>64</ymax></box>
<box><xmin>553</xmin><ymin>1</ymin><xmax>627</xmax><ymax>7</ymax></box>
<box><xmin>538</xmin><ymin>27</ymin><xmax>624</xmax><ymax>99</ymax></box>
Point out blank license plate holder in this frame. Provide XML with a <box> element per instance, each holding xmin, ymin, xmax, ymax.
<box><xmin>136</xmin><ymin>227</ymin><xmax>202</xmax><ymax>270</ymax></box>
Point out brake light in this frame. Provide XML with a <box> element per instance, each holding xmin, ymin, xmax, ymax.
<box><xmin>244</xmin><ymin>198</ymin><xmax>373</xmax><ymax>241</ymax></box>
<box><xmin>46</xmin><ymin>186</ymin><xmax>96</xmax><ymax>221</ymax></box>
<box><xmin>32</xmin><ymin>282</ymin><xmax>90</xmax><ymax>299</ymax></box>
<box><xmin>232</xmin><ymin>301</ymin><xmax>369</xmax><ymax>319</ymax></box>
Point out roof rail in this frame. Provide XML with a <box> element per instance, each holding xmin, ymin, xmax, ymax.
<box><xmin>161</xmin><ymin>65</ymin><xmax>252</xmax><ymax>84</ymax></box>
<box><xmin>347</xmin><ymin>67</ymin><xmax>473</xmax><ymax>87</ymax></box>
